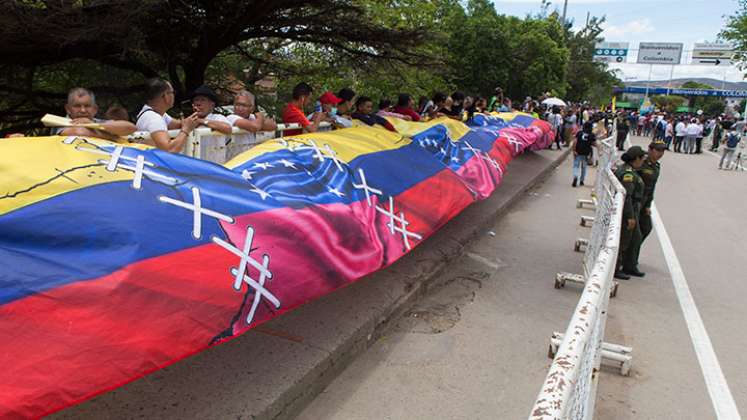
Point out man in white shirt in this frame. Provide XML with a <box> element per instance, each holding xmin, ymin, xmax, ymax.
<box><xmin>674</xmin><ymin>118</ymin><xmax>686</xmax><ymax>153</ymax></box>
<box><xmin>136</xmin><ymin>78</ymin><xmax>199</xmax><ymax>152</ymax></box>
<box><xmin>549</xmin><ymin>106</ymin><xmax>563</xmax><ymax>150</ymax></box>
<box><xmin>684</xmin><ymin>118</ymin><xmax>702</xmax><ymax>154</ymax></box>
<box><xmin>57</xmin><ymin>87</ymin><xmax>136</xmax><ymax>141</ymax></box>
<box><xmin>190</xmin><ymin>85</ymin><xmax>233</xmax><ymax>162</ymax></box>
<box><xmin>226</xmin><ymin>90</ymin><xmax>277</xmax><ymax>158</ymax></box>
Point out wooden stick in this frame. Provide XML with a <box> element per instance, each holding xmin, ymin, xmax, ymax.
<box><xmin>41</xmin><ymin>114</ymin><xmax>106</xmax><ymax>131</ymax></box>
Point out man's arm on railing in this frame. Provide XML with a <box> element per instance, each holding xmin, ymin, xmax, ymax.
<box><xmin>200</xmin><ymin>118</ymin><xmax>232</xmax><ymax>135</ymax></box>
<box><xmin>99</xmin><ymin>120</ymin><xmax>137</xmax><ymax>136</ymax></box>
<box><xmin>151</xmin><ymin>130</ymin><xmax>188</xmax><ymax>153</ymax></box>
<box><xmin>232</xmin><ymin>115</ymin><xmax>264</xmax><ymax>132</ymax></box>
<box><xmin>304</xmin><ymin>112</ymin><xmax>324</xmax><ymax>133</ymax></box>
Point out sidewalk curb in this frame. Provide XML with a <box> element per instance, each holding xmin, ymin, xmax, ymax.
<box><xmin>265</xmin><ymin>148</ymin><xmax>572</xmax><ymax>420</ymax></box>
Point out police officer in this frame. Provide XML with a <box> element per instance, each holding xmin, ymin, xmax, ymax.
<box><xmin>628</xmin><ymin>139</ymin><xmax>666</xmax><ymax>276</ymax></box>
<box><xmin>614</xmin><ymin>146</ymin><xmax>646</xmax><ymax>280</ymax></box>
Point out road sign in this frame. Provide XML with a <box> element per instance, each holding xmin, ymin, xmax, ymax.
<box><xmin>593</xmin><ymin>42</ymin><xmax>629</xmax><ymax>63</ymax></box>
<box><xmin>692</xmin><ymin>42</ymin><xmax>734</xmax><ymax>66</ymax></box>
<box><xmin>637</xmin><ymin>42</ymin><xmax>684</xmax><ymax>65</ymax></box>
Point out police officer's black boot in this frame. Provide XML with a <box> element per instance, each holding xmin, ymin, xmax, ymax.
<box><xmin>614</xmin><ymin>267</ymin><xmax>630</xmax><ymax>280</ymax></box>
<box><xmin>624</xmin><ymin>267</ymin><xmax>645</xmax><ymax>277</ymax></box>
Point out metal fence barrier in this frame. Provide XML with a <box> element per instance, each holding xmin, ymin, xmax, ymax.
<box><xmin>559</xmin><ymin>133</ymin><xmax>620</xmax><ymax>291</ymax></box>
<box><xmin>531</xmin><ymin>132</ymin><xmax>633</xmax><ymax>420</ymax></box>
<box><xmin>127</xmin><ymin>122</ymin><xmax>332</xmax><ymax>164</ymax></box>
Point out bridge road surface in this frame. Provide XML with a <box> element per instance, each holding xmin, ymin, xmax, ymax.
<box><xmin>298</xmin><ymin>136</ymin><xmax>744</xmax><ymax>420</ymax></box>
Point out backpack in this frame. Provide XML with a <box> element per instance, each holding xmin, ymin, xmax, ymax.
<box><xmin>726</xmin><ymin>133</ymin><xmax>740</xmax><ymax>148</ymax></box>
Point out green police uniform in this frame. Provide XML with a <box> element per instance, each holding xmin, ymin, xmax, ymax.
<box><xmin>629</xmin><ymin>157</ymin><xmax>661</xmax><ymax>269</ymax></box>
<box><xmin>615</xmin><ymin>163</ymin><xmax>644</xmax><ymax>272</ymax></box>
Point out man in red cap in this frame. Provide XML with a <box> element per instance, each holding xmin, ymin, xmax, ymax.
<box><xmin>318</xmin><ymin>91</ymin><xmax>354</xmax><ymax>129</ymax></box>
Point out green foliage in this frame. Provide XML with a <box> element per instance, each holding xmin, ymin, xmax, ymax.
<box><xmin>0</xmin><ymin>0</ymin><xmax>623</xmax><ymax>133</ymax></box>
<box><xmin>443</xmin><ymin>0</ymin><xmax>568</xmax><ymax>99</ymax></box>
<box><xmin>651</xmin><ymin>95</ymin><xmax>685</xmax><ymax>113</ymax></box>
<box><xmin>565</xmin><ymin>16</ymin><xmax>621</xmax><ymax>105</ymax></box>
<box><xmin>721</xmin><ymin>0</ymin><xmax>747</xmax><ymax>71</ymax></box>
<box><xmin>680</xmin><ymin>81</ymin><xmax>726</xmax><ymax>116</ymax></box>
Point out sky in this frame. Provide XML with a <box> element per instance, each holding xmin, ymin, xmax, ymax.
<box><xmin>493</xmin><ymin>0</ymin><xmax>744</xmax><ymax>83</ymax></box>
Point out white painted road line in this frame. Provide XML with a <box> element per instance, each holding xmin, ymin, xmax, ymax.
<box><xmin>652</xmin><ymin>203</ymin><xmax>742</xmax><ymax>420</ymax></box>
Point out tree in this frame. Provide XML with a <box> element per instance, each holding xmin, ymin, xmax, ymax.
<box><xmin>0</xmin><ymin>0</ymin><xmax>433</xmax><ymax>133</ymax></box>
<box><xmin>564</xmin><ymin>16</ymin><xmax>621</xmax><ymax>105</ymax></box>
<box><xmin>721</xmin><ymin>0</ymin><xmax>747</xmax><ymax>71</ymax></box>
<box><xmin>0</xmin><ymin>0</ymin><xmax>620</xmax><ymax>135</ymax></box>
<box><xmin>651</xmin><ymin>95</ymin><xmax>685</xmax><ymax>113</ymax></box>
<box><xmin>681</xmin><ymin>81</ymin><xmax>726</xmax><ymax>116</ymax></box>
<box><xmin>442</xmin><ymin>0</ymin><xmax>568</xmax><ymax>99</ymax></box>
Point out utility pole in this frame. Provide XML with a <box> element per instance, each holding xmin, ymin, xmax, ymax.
<box><xmin>644</xmin><ymin>64</ymin><xmax>653</xmax><ymax>99</ymax></box>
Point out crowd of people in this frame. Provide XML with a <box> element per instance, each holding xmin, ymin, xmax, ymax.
<box><xmin>614</xmin><ymin>110</ymin><xmax>745</xmax><ymax>166</ymax></box>
<box><xmin>25</xmin><ymin>79</ymin><xmax>747</xmax><ymax>176</ymax></box>
<box><xmin>42</xmin><ymin>81</ymin><xmax>541</xmax><ymax>152</ymax></box>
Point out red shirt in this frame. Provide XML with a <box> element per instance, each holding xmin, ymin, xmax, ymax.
<box><xmin>393</xmin><ymin>106</ymin><xmax>421</xmax><ymax>122</ymax></box>
<box><xmin>282</xmin><ymin>103</ymin><xmax>310</xmax><ymax>136</ymax></box>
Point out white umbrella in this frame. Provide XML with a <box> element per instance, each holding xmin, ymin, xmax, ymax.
<box><xmin>542</xmin><ymin>97</ymin><xmax>567</xmax><ymax>107</ymax></box>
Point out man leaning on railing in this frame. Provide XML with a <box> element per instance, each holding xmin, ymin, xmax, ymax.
<box><xmin>226</xmin><ymin>90</ymin><xmax>277</xmax><ymax>156</ymax></box>
<box><xmin>282</xmin><ymin>82</ymin><xmax>326</xmax><ymax>136</ymax></box>
<box><xmin>56</xmin><ymin>87</ymin><xmax>136</xmax><ymax>141</ymax></box>
<box><xmin>189</xmin><ymin>85</ymin><xmax>232</xmax><ymax>136</ymax></box>
<box><xmin>135</xmin><ymin>78</ymin><xmax>199</xmax><ymax>153</ymax></box>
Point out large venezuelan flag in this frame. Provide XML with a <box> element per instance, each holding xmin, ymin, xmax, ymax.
<box><xmin>0</xmin><ymin>113</ymin><xmax>552</xmax><ymax>418</ymax></box>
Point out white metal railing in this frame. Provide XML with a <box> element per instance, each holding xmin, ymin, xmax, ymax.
<box><xmin>531</xmin><ymin>133</ymin><xmax>632</xmax><ymax>420</ymax></box>
<box><xmin>577</xmin><ymin>122</ymin><xmax>618</xmax><ymax>211</ymax></box>
<box><xmin>127</xmin><ymin>122</ymin><xmax>332</xmax><ymax>164</ymax></box>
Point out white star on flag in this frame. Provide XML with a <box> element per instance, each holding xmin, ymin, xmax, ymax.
<box><xmin>277</xmin><ymin>159</ymin><xmax>297</xmax><ymax>168</ymax></box>
<box><xmin>241</xmin><ymin>170</ymin><xmax>256</xmax><ymax>180</ymax></box>
<box><xmin>249</xmin><ymin>184</ymin><xmax>272</xmax><ymax>200</ymax></box>
<box><xmin>253</xmin><ymin>162</ymin><xmax>274</xmax><ymax>170</ymax></box>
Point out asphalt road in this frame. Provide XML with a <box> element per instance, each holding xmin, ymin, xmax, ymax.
<box><xmin>298</xmin><ymin>136</ymin><xmax>746</xmax><ymax>420</ymax></box>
